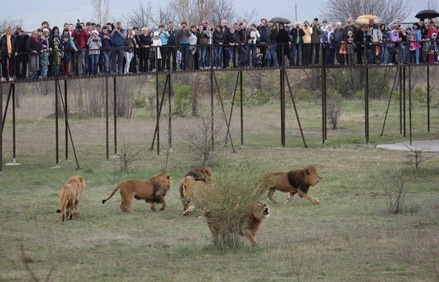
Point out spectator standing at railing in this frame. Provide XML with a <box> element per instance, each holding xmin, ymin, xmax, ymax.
<box><xmin>14</xmin><ymin>25</ymin><xmax>29</xmax><ymax>80</ymax></box>
<box><xmin>26</xmin><ymin>30</ymin><xmax>41</xmax><ymax>79</ymax></box>
<box><xmin>87</xmin><ymin>30</ymin><xmax>101</xmax><ymax>75</ymax></box>
<box><xmin>158</xmin><ymin>24</ymin><xmax>170</xmax><ymax>71</ymax></box>
<box><xmin>72</xmin><ymin>21</ymin><xmax>90</xmax><ymax>76</ymax></box>
<box><xmin>100</xmin><ymin>27</ymin><xmax>112</xmax><ymax>74</ymax></box>
<box><xmin>110</xmin><ymin>22</ymin><xmax>126</xmax><ymax>74</ymax></box>
<box><xmin>310</xmin><ymin>18</ymin><xmax>323</xmax><ymax>64</ymax></box>
<box><xmin>1</xmin><ymin>26</ymin><xmax>17</xmax><ymax>82</ymax></box>
<box><xmin>387</xmin><ymin>25</ymin><xmax>400</xmax><ymax>64</ymax></box>
<box><xmin>275</xmin><ymin>22</ymin><xmax>290</xmax><ymax>66</ymax></box>
<box><xmin>238</xmin><ymin>20</ymin><xmax>250</xmax><ymax>67</ymax></box>
<box><xmin>379</xmin><ymin>24</ymin><xmax>390</xmax><ymax>64</ymax></box>
<box><xmin>256</xmin><ymin>18</ymin><xmax>271</xmax><ymax>67</ymax></box>
<box><xmin>398</xmin><ymin>26</ymin><xmax>409</xmax><ymax>64</ymax></box>
<box><xmin>167</xmin><ymin>21</ymin><xmax>179</xmax><ymax>71</ymax></box>
<box><xmin>367</xmin><ymin>18</ymin><xmax>382</xmax><ymax>64</ymax></box>
<box><xmin>333</xmin><ymin>22</ymin><xmax>345</xmax><ymax>65</ymax></box>
<box><xmin>225</xmin><ymin>26</ymin><xmax>240</xmax><ymax>68</ymax></box>
<box><xmin>151</xmin><ymin>32</ymin><xmax>162</xmax><ymax>71</ymax></box>
<box><xmin>267</xmin><ymin>22</ymin><xmax>278</xmax><ymax>67</ymax></box>
<box><xmin>321</xmin><ymin>24</ymin><xmax>335</xmax><ymax>65</ymax></box>
<box><xmin>411</xmin><ymin>22</ymin><xmax>422</xmax><ymax>64</ymax></box>
<box><xmin>51</xmin><ymin>35</ymin><xmax>63</xmax><ymax>76</ymax></box>
<box><xmin>40</xmin><ymin>30</ymin><xmax>51</xmax><ymax>78</ymax></box>
<box><xmin>345</xmin><ymin>30</ymin><xmax>356</xmax><ymax>65</ymax></box>
<box><xmin>354</xmin><ymin>24</ymin><xmax>368</xmax><ymax>65</ymax></box>
<box><xmin>60</xmin><ymin>33</ymin><xmax>75</xmax><ymax>76</ymax></box>
<box><xmin>48</xmin><ymin>26</ymin><xmax>60</xmax><ymax>76</ymax></box>
<box><xmin>138</xmin><ymin>27</ymin><xmax>151</xmax><ymax>72</ymax></box>
<box><xmin>188</xmin><ymin>25</ymin><xmax>199</xmax><ymax>70</ymax></box>
<box><xmin>343</xmin><ymin>17</ymin><xmax>358</xmax><ymax>65</ymax></box>
<box><xmin>198</xmin><ymin>23</ymin><xmax>210</xmax><ymax>69</ymax></box>
<box><xmin>123</xmin><ymin>28</ymin><xmax>137</xmax><ymax>74</ymax></box>
<box><xmin>302</xmin><ymin>20</ymin><xmax>313</xmax><ymax>65</ymax></box>
<box><xmin>212</xmin><ymin>24</ymin><xmax>225</xmax><ymax>69</ymax></box>
<box><xmin>289</xmin><ymin>22</ymin><xmax>304</xmax><ymax>66</ymax></box>
<box><xmin>178</xmin><ymin>20</ymin><xmax>191</xmax><ymax>71</ymax></box>
<box><xmin>248</xmin><ymin>23</ymin><xmax>260</xmax><ymax>67</ymax></box>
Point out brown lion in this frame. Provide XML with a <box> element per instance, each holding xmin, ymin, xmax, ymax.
<box><xmin>205</xmin><ymin>201</ymin><xmax>270</xmax><ymax>247</ymax></box>
<box><xmin>179</xmin><ymin>175</ymin><xmax>209</xmax><ymax>215</ymax></box>
<box><xmin>184</xmin><ymin>166</ymin><xmax>213</xmax><ymax>183</ymax></box>
<box><xmin>179</xmin><ymin>166</ymin><xmax>213</xmax><ymax>215</ymax></box>
<box><xmin>260</xmin><ymin>165</ymin><xmax>322</xmax><ymax>205</ymax></box>
<box><xmin>102</xmin><ymin>173</ymin><xmax>172</xmax><ymax>212</ymax></box>
<box><xmin>56</xmin><ymin>175</ymin><xmax>87</xmax><ymax>223</ymax></box>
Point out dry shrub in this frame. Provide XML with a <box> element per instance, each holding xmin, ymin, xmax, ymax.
<box><xmin>192</xmin><ymin>162</ymin><xmax>263</xmax><ymax>248</ymax></box>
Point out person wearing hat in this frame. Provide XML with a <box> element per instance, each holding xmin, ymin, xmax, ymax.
<box><xmin>310</xmin><ymin>17</ymin><xmax>323</xmax><ymax>64</ymax></box>
<box><xmin>87</xmin><ymin>30</ymin><xmax>101</xmax><ymax>75</ymax></box>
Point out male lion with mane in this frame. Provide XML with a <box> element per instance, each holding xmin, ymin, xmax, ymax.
<box><xmin>102</xmin><ymin>173</ymin><xmax>172</xmax><ymax>212</ymax></box>
<box><xmin>204</xmin><ymin>201</ymin><xmax>270</xmax><ymax>247</ymax></box>
<box><xmin>56</xmin><ymin>175</ymin><xmax>87</xmax><ymax>223</ymax></box>
<box><xmin>260</xmin><ymin>165</ymin><xmax>322</xmax><ymax>205</ymax></box>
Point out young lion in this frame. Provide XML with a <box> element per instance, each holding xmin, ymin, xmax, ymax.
<box><xmin>179</xmin><ymin>166</ymin><xmax>213</xmax><ymax>215</ymax></box>
<box><xmin>102</xmin><ymin>173</ymin><xmax>172</xmax><ymax>212</ymax></box>
<box><xmin>205</xmin><ymin>201</ymin><xmax>270</xmax><ymax>247</ymax></box>
<box><xmin>56</xmin><ymin>175</ymin><xmax>87</xmax><ymax>223</ymax></box>
<box><xmin>260</xmin><ymin>165</ymin><xmax>322</xmax><ymax>205</ymax></box>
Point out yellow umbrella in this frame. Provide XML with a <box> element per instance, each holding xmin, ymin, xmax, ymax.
<box><xmin>355</xmin><ymin>14</ymin><xmax>380</xmax><ymax>24</ymax></box>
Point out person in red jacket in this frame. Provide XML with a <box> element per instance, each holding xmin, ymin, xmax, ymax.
<box><xmin>71</xmin><ymin>21</ymin><xmax>89</xmax><ymax>75</ymax></box>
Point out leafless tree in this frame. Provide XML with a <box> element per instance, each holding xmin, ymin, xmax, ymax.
<box><xmin>320</xmin><ymin>0</ymin><xmax>410</xmax><ymax>25</ymax></box>
<box><xmin>124</xmin><ymin>1</ymin><xmax>154</xmax><ymax>29</ymax></box>
<box><xmin>90</xmin><ymin>0</ymin><xmax>110</xmax><ymax>25</ymax></box>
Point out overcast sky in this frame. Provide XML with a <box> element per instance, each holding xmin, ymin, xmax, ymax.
<box><xmin>0</xmin><ymin>0</ymin><xmax>434</xmax><ymax>30</ymax></box>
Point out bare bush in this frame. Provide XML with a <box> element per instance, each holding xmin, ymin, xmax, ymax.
<box><xmin>119</xmin><ymin>142</ymin><xmax>142</xmax><ymax>170</ymax></box>
<box><xmin>192</xmin><ymin>162</ymin><xmax>263</xmax><ymax>248</ymax></box>
<box><xmin>181</xmin><ymin>106</ymin><xmax>225</xmax><ymax>166</ymax></box>
<box><xmin>326</xmin><ymin>89</ymin><xmax>343</xmax><ymax>130</ymax></box>
<box><xmin>403</xmin><ymin>145</ymin><xmax>436</xmax><ymax>169</ymax></box>
<box><xmin>385</xmin><ymin>177</ymin><xmax>408</xmax><ymax>215</ymax></box>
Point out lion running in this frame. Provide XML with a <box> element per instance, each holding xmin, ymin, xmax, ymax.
<box><xmin>260</xmin><ymin>165</ymin><xmax>322</xmax><ymax>205</ymax></box>
<box><xmin>179</xmin><ymin>166</ymin><xmax>213</xmax><ymax>215</ymax></box>
<box><xmin>204</xmin><ymin>201</ymin><xmax>270</xmax><ymax>247</ymax></box>
<box><xmin>102</xmin><ymin>173</ymin><xmax>172</xmax><ymax>212</ymax></box>
<box><xmin>56</xmin><ymin>175</ymin><xmax>87</xmax><ymax>223</ymax></box>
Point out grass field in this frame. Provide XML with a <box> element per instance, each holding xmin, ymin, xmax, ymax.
<box><xmin>1</xmin><ymin>80</ymin><xmax>439</xmax><ymax>281</ymax></box>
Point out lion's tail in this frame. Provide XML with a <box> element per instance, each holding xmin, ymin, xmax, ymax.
<box><xmin>102</xmin><ymin>183</ymin><xmax>121</xmax><ymax>204</ymax></box>
<box><xmin>56</xmin><ymin>188</ymin><xmax>68</xmax><ymax>214</ymax></box>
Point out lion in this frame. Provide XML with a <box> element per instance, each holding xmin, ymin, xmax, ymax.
<box><xmin>56</xmin><ymin>175</ymin><xmax>87</xmax><ymax>223</ymax></box>
<box><xmin>102</xmin><ymin>173</ymin><xmax>172</xmax><ymax>212</ymax></box>
<box><xmin>179</xmin><ymin>175</ymin><xmax>209</xmax><ymax>215</ymax></box>
<box><xmin>184</xmin><ymin>166</ymin><xmax>213</xmax><ymax>183</ymax></box>
<box><xmin>260</xmin><ymin>165</ymin><xmax>322</xmax><ymax>205</ymax></box>
<box><xmin>204</xmin><ymin>201</ymin><xmax>270</xmax><ymax>247</ymax></box>
<box><xmin>179</xmin><ymin>166</ymin><xmax>213</xmax><ymax>215</ymax></box>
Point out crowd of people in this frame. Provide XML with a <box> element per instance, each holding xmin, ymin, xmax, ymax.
<box><xmin>1</xmin><ymin>16</ymin><xmax>439</xmax><ymax>82</ymax></box>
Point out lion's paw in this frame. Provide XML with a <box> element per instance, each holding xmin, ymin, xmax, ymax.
<box><xmin>313</xmin><ymin>198</ymin><xmax>320</xmax><ymax>204</ymax></box>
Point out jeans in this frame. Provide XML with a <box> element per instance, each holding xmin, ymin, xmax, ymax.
<box><xmin>214</xmin><ymin>45</ymin><xmax>222</xmax><ymax>68</ymax></box>
<box><xmin>89</xmin><ymin>54</ymin><xmax>99</xmax><ymax>75</ymax></box>
<box><xmin>124</xmin><ymin>51</ymin><xmax>134</xmax><ymax>73</ymax></box>
<box><xmin>102</xmin><ymin>50</ymin><xmax>111</xmax><ymax>73</ymax></box>
<box><xmin>179</xmin><ymin>43</ymin><xmax>189</xmax><ymax>70</ymax></box>
<box><xmin>290</xmin><ymin>44</ymin><xmax>302</xmax><ymax>66</ymax></box>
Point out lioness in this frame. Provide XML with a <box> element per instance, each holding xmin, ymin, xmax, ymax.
<box><xmin>179</xmin><ymin>166</ymin><xmax>213</xmax><ymax>215</ymax></box>
<box><xmin>205</xmin><ymin>201</ymin><xmax>270</xmax><ymax>247</ymax></box>
<box><xmin>102</xmin><ymin>173</ymin><xmax>172</xmax><ymax>212</ymax></box>
<box><xmin>261</xmin><ymin>165</ymin><xmax>322</xmax><ymax>205</ymax></box>
<box><xmin>56</xmin><ymin>175</ymin><xmax>87</xmax><ymax>223</ymax></box>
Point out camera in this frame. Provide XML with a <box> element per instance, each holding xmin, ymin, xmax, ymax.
<box><xmin>76</xmin><ymin>19</ymin><xmax>83</xmax><ymax>32</ymax></box>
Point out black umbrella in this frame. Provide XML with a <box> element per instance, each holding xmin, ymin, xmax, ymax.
<box><xmin>269</xmin><ymin>17</ymin><xmax>291</xmax><ymax>24</ymax></box>
<box><xmin>415</xmin><ymin>9</ymin><xmax>439</xmax><ymax>19</ymax></box>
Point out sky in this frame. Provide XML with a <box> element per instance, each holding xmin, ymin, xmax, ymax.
<box><xmin>0</xmin><ymin>0</ymin><xmax>435</xmax><ymax>31</ymax></box>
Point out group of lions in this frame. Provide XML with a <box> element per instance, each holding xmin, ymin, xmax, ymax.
<box><xmin>56</xmin><ymin>165</ymin><xmax>322</xmax><ymax>247</ymax></box>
